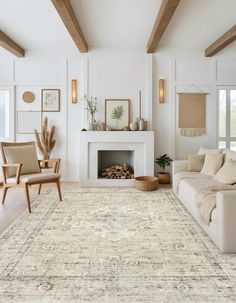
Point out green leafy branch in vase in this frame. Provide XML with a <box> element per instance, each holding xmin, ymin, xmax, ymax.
<box><xmin>84</xmin><ymin>95</ymin><xmax>97</xmax><ymax>116</ymax></box>
<box><xmin>83</xmin><ymin>95</ymin><xmax>97</xmax><ymax>130</ymax></box>
<box><xmin>111</xmin><ymin>105</ymin><xmax>124</xmax><ymax>129</ymax></box>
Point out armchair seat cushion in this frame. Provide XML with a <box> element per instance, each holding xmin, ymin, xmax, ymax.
<box><xmin>7</xmin><ymin>172</ymin><xmax>60</xmax><ymax>184</ymax></box>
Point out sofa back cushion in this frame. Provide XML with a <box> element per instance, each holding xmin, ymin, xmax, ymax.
<box><xmin>198</xmin><ymin>147</ymin><xmax>222</xmax><ymax>155</ymax></box>
<box><xmin>223</xmin><ymin>149</ymin><xmax>236</xmax><ymax>163</ymax></box>
<box><xmin>214</xmin><ymin>160</ymin><xmax>236</xmax><ymax>185</ymax></box>
<box><xmin>187</xmin><ymin>154</ymin><xmax>205</xmax><ymax>172</ymax></box>
<box><xmin>3</xmin><ymin>144</ymin><xmax>40</xmax><ymax>177</ymax></box>
<box><xmin>200</xmin><ymin>153</ymin><xmax>224</xmax><ymax>177</ymax></box>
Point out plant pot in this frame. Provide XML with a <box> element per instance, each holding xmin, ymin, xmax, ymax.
<box><xmin>157</xmin><ymin>172</ymin><xmax>170</xmax><ymax>184</ymax></box>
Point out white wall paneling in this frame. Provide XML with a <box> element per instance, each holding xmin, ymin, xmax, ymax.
<box><xmin>67</xmin><ymin>58</ymin><xmax>84</xmax><ymax>181</ymax></box>
<box><xmin>175</xmin><ymin>60</ymin><xmax>213</xmax><ymax>83</ymax></box>
<box><xmin>16</xmin><ymin>86</ymin><xmax>42</xmax><ymax>111</ymax></box>
<box><xmin>0</xmin><ymin>61</ymin><xmax>14</xmax><ymax>85</ymax></box>
<box><xmin>81</xmin><ymin>56</ymin><xmax>89</xmax><ymax>129</ymax></box>
<box><xmin>14</xmin><ymin>60</ymin><xmax>62</xmax><ymax>85</ymax></box>
<box><xmin>0</xmin><ymin>49</ymin><xmax>236</xmax><ymax>180</ymax></box>
<box><xmin>155</xmin><ymin>56</ymin><xmax>236</xmax><ymax>161</ymax></box>
<box><xmin>216</xmin><ymin>60</ymin><xmax>236</xmax><ymax>84</ymax></box>
<box><xmin>86</xmin><ymin>49</ymin><xmax>148</xmax><ymax>126</ymax></box>
<box><xmin>145</xmin><ymin>54</ymin><xmax>153</xmax><ymax>130</ymax></box>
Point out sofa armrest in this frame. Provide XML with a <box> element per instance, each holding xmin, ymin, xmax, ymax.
<box><xmin>216</xmin><ymin>190</ymin><xmax>236</xmax><ymax>252</ymax></box>
<box><xmin>172</xmin><ymin>160</ymin><xmax>188</xmax><ymax>176</ymax></box>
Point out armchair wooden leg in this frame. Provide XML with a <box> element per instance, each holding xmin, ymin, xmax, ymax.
<box><xmin>24</xmin><ymin>184</ymin><xmax>31</xmax><ymax>213</ymax></box>
<box><xmin>2</xmin><ymin>186</ymin><xmax>9</xmax><ymax>205</ymax></box>
<box><xmin>38</xmin><ymin>184</ymin><xmax>42</xmax><ymax>195</ymax></box>
<box><xmin>56</xmin><ymin>179</ymin><xmax>62</xmax><ymax>201</ymax></box>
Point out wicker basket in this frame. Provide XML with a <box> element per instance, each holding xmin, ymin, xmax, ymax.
<box><xmin>133</xmin><ymin>176</ymin><xmax>159</xmax><ymax>191</ymax></box>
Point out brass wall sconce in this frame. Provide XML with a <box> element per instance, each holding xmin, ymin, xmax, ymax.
<box><xmin>159</xmin><ymin>78</ymin><xmax>165</xmax><ymax>103</ymax></box>
<box><xmin>71</xmin><ymin>79</ymin><xmax>77</xmax><ymax>103</ymax></box>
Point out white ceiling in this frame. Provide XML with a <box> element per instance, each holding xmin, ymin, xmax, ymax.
<box><xmin>0</xmin><ymin>0</ymin><xmax>79</xmax><ymax>58</ymax></box>
<box><xmin>158</xmin><ymin>0</ymin><xmax>236</xmax><ymax>54</ymax></box>
<box><xmin>0</xmin><ymin>0</ymin><xmax>236</xmax><ymax>58</ymax></box>
<box><xmin>70</xmin><ymin>0</ymin><xmax>162</xmax><ymax>48</ymax></box>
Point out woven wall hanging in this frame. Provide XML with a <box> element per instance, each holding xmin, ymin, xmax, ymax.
<box><xmin>178</xmin><ymin>92</ymin><xmax>207</xmax><ymax>137</ymax></box>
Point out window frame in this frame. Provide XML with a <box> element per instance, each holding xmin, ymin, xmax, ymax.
<box><xmin>0</xmin><ymin>87</ymin><xmax>11</xmax><ymax>141</ymax></box>
<box><xmin>217</xmin><ymin>86</ymin><xmax>236</xmax><ymax>150</ymax></box>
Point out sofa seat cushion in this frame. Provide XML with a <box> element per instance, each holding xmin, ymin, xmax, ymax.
<box><xmin>174</xmin><ymin>171</ymin><xmax>205</xmax><ymax>180</ymax></box>
<box><xmin>178</xmin><ymin>177</ymin><xmax>220</xmax><ymax>220</ymax></box>
<box><xmin>173</xmin><ymin>171</ymin><xmax>210</xmax><ymax>194</ymax></box>
<box><xmin>179</xmin><ymin>177</ymin><xmax>220</xmax><ymax>201</ymax></box>
<box><xmin>7</xmin><ymin>173</ymin><xmax>60</xmax><ymax>183</ymax></box>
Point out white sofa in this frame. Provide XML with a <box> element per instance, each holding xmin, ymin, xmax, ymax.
<box><xmin>172</xmin><ymin>149</ymin><xmax>236</xmax><ymax>253</ymax></box>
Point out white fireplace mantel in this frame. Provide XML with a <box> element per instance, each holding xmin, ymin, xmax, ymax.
<box><xmin>79</xmin><ymin>131</ymin><xmax>154</xmax><ymax>186</ymax></box>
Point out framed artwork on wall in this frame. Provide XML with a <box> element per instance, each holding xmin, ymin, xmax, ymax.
<box><xmin>42</xmin><ymin>89</ymin><xmax>60</xmax><ymax>112</ymax></box>
<box><xmin>17</xmin><ymin>111</ymin><xmax>41</xmax><ymax>134</ymax></box>
<box><xmin>105</xmin><ymin>99</ymin><xmax>130</xmax><ymax>130</ymax></box>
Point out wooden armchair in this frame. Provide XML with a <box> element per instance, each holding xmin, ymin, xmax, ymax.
<box><xmin>0</xmin><ymin>141</ymin><xmax>62</xmax><ymax>213</ymax></box>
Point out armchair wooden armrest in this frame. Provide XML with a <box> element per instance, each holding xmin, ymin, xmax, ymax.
<box><xmin>38</xmin><ymin>158</ymin><xmax>61</xmax><ymax>173</ymax></box>
<box><xmin>2</xmin><ymin>163</ymin><xmax>22</xmax><ymax>184</ymax></box>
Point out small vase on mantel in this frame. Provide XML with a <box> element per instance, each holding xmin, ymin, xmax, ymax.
<box><xmin>84</xmin><ymin>95</ymin><xmax>97</xmax><ymax>131</ymax></box>
<box><xmin>139</xmin><ymin>118</ymin><xmax>145</xmax><ymax>131</ymax></box>
<box><xmin>137</xmin><ymin>90</ymin><xmax>145</xmax><ymax>131</ymax></box>
<box><xmin>130</xmin><ymin>118</ymin><xmax>138</xmax><ymax>131</ymax></box>
<box><xmin>87</xmin><ymin>114</ymin><xmax>95</xmax><ymax>131</ymax></box>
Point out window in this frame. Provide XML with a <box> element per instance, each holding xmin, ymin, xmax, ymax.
<box><xmin>217</xmin><ymin>87</ymin><xmax>236</xmax><ymax>151</ymax></box>
<box><xmin>0</xmin><ymin>89</ymin><xmax>10</xmax><ymax>140</ymax></box>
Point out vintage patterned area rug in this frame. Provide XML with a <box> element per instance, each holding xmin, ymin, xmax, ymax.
<box><xmin>0</xmin><ymin>188</ymin><xmax>236</xmax><ymax>303</ymax></box>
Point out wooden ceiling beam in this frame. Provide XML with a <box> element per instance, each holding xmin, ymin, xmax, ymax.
<box><xmin>205</xmin><ymin>25</ymin><xmax>236</xmax><ymax>57</ymax></box>
<box><xmin>146</xmin><ymin>0</ymin><xmax>180</xmax><ymax>53</ymax></box>
<box><xmin>51</xmin><ymin>0</ymin><xmax>88</xmax><ymax>53</ymax></box>
<box><xmin>0</xmin><ymin>31</ymin><xmax>25</xmax><ymax>57</ymax></box>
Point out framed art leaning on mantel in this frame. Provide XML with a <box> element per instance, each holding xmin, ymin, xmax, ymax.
<box><xmin>105</xmin><ymin>99</ymin><xmax>130</xmax><ymax>130</ymax></box>
<box><xmin>41</xmin><ymin>89</ymin><xmax>60</xmax><ymax>112</ymax></box>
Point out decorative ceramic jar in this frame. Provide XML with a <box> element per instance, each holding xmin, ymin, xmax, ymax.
<box><xmin>130</xmin><ymin>121</ymin><xmax>138</xmax><ymax>131</ymax></box>
<box><xmin>139</xmin><ymin>118</ymin><xmax>145</xmax><ymax>131</ymax></box>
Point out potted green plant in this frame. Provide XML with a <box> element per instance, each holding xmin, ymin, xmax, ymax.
<box><xmin>155</xmin><ymin>154</ymin><xmax>173</xmax><ymax>184</ymax></box>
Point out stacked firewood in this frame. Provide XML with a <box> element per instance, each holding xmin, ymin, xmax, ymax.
<box><xmin>101</xmin><ymin>163</ymin><xmax>134</xmax><ymax>179</ymax></box>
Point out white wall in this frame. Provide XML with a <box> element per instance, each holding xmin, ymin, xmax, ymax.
<box><xmin>154</xmin><ymin>52</ymin><xmax>236</xmax><ymax>162</ymax></box>
<box><xmin>77</xmin><ymin>49</ymin><xmax>153</xmax><ymax>132</ymax></box>
<box><xmin>0</xmin><ymin>47</ymin><xmax>236</xmax><ymax>180</ymax></box>
<box><xmin>0</xmin><ymin>49</ymin><xmax>152</xmax><ymax>181</ymax></box>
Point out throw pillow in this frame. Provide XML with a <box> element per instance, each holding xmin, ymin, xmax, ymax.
<box><xmin>214</xmin><ymin>160</ymin><xmax>236</xmax><ymax>184</ymax></box>
<box><xmin>198</xmin><ymin>147</ymin><xmax>222</xmax><ymax>155</ymax></box>
<box><xmin>187</xmin><ymin>154</ymin><xmax>205</xmax><ymax>172</ymax></box>
<box><xmin>223</xmin><ymin>149</ymin><xmax>236</xmax><ymax>163</ymax></box>
<box><xmin>200</xmin><ymin>153</ymin><xmax>224</xmax><ymax>177</ymax></box>
<box><xmin>3</xmin><ymin>144</ymin><xmax>41</xmax><ymax>177</ymax></box>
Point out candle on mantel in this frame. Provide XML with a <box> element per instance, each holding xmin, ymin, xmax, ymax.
<box><xmin>139</xmin><ymin>90</ymin><xmax>141</xmax><ymax>120</ymax></box>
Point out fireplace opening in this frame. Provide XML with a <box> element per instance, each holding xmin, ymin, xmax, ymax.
<box><xmin>98</xmin><ymin>150</ymin><xmax>134</xmax><ymax>179</ymax></box>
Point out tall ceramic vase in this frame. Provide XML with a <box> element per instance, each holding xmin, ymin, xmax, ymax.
<box><xmin>87</xmin><ymin>113</ymin><xmax>94</xmax><ymax>131</ymax></box>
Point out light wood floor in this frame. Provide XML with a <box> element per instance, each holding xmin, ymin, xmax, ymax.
<box><xmin>0</xmin><ymin>182</ymin><xmax>79</xmax><ymax>234</ymax></box>
<box><xmin>0</xmin><ymin>182</ymin><xmax>171</xmax><ymax>234</ymax></box>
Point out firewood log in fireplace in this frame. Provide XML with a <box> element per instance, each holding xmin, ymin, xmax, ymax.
<box><xmin>101</xmin><ymin>163</ymin><xmax>134</xmax><ymax>179</ymax></box>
